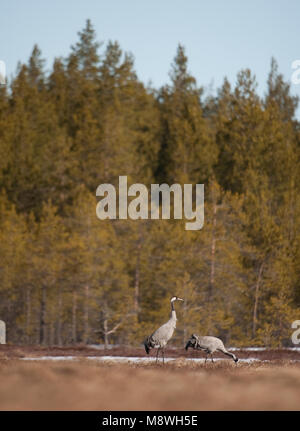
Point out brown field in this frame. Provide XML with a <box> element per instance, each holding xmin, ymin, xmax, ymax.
<box><xmin>0</xmin><ymin>345</ymin><xmax>300</xmax><ymax>410</ymax></box>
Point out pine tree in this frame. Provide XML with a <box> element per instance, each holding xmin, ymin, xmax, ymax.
<box><xmin>158</xmin><ymin>44</ymin><xmax>217</xmax><ymax>184</ymax></box>
<box><xmin>265</xmin><ymin>57</ymin><xmax>299</xmax><ymax>122</ymax></box>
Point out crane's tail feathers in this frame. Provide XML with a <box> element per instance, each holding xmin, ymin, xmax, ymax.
<box><xmin>144</xmin><ymin>335</ymin><xmax>155</xmax><ymax>354</ymax></box>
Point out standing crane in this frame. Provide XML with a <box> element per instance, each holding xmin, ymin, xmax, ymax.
<box><xmin>185</xmin><ymin>334</ymin><xmax>238</xmax><ymax>364</ymax></box>
<box><xmin>144</xmin><ymin>296</ymin><xmax>184</xmax><ymax>363</ymax></box>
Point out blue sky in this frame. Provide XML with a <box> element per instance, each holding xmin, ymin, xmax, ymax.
<box><xmin>1</xmin><ymin>0</ymin><xmax>300</xmax><ymax>108</ymax></box>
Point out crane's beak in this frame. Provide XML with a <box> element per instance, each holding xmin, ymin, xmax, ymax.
<box><xmin>177</xmin><ymin>297</ymin><xmax>184</xmax><ymax>301</ymax></box>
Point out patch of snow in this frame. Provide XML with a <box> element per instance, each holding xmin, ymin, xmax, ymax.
<box><xmin>23</xmin><ymin>356</ymin><xmax>79</xmax><ymax>362</ymax></box>
<box><xmin>87</xmin><ymin>344</ymin><xmax>119</xmax><ymax>350</ymax></box>
<box><xmin>86</xmin><ymin>344</ymin><xmax>300</xmax><ymax>352</ymax></box>
<box><xmin>20</xmin><ymin>355</ymin><xmax>270</xmax><ymax>363</ymax></box>
<box><xmin>229</xmin><ymin>347</ymin><xmax>300</xmax><ymax>352</ymax></box>
<box><xmin>229</xmin><ymin>347</ymin><xmax>267</xmax><ymax>351</ymax></box>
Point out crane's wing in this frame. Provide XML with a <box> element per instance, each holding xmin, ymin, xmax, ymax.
<box><xmin>151</xmin><ymin>320</ymin><xmax>175</xmax><ymax>345</ymax></box>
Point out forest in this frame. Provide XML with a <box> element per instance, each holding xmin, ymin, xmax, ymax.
<box><xmin>0</xmin><ymin>20</ymin><xmax>299</xmax><ymax>347</ymax></box>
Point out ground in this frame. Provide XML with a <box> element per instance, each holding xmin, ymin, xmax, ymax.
<box><xmin>0</xmin><ymin>345</ymin><xmax>300</xmax><ymax>410</ymax></box>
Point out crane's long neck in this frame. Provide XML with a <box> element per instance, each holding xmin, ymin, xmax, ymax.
<box><xmin>170</xmin><ymin>300</ymin><xmax>177</xmax><ymax>321</ymax></box>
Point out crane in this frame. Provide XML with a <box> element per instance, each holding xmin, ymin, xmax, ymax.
<box><xmin>185</xmin><ymin>333</ymin><xmax>238</xmax><ymax>364</ymax></box>
<box><xmin>144</xmin><ymin>296</ymin><xmax>184</xmax><ymax>363</ymax></box>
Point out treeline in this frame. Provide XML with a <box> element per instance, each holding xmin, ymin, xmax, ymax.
<box><xmin>0</xmin><ymin>20</ymin><xmax>299</xmax><ymax>347</ymax></box>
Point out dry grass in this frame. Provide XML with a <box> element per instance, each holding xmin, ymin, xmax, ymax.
<box><xmin>1</xmin><ymin>344</ymin><xmax>300</xmax><ymax>361</ymax></box>
<box><xmin>0</xmin><ymin>359</ymin><xmax>300</xmax><ymax>410</ymax></box>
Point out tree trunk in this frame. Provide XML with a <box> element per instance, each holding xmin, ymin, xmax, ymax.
<box><xmin>36</xmin><ymin>309</ymin><xmax>40</xmax><ymax>344</ymax></box>
<box><xmin>104</xmin><ymin>318</ymin><xmax>108</xmax><ymax>349</ymax></box>
<box><xmin>208</xmin><ymin>200</ymin><xmax>217</xmax><ymax>303</ymax></box>
<box><xmin>49</xmin><ymin>320</ymin><xmax>55</xmax><ymax>345</ymax></box>
<box><xmin>252</xmin><ymin>261</ymin><xmax>265</xmax><ymax>338</ymax></box>
<box><xmin>40</xmin><ymin>285</ymin><xmax>47</xmax><ymax>345</ymax></box>
<box><xmin>26</xmin><ymin>286</ymin><xmax>31</xmax><ymax>344</ymax></box>
<box><xmin>72</xmin><ymin>290</ymin><xmax>77</xmax><ymax>343</ymax></box>
<box><xmin>57</xmin><ymin>285</ymin><xmax>62</xmax><ymax>346</ymax></box>
<box><xmin>183</xmin><ymin>295</ymin><xmax>188</xmax><ymax>345</ymax></box>
<box><xmin>134</xmin><ymin>242</ymin><xmax>141</xmax><ymax>316</ymax></box>
<box><xmin>83</xmin><ymin>285</ymin><xmax>89</xmax><ymax>344</ymax></box>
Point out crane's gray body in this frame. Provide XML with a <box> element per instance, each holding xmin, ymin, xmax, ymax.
<box><xmin>149</xmin><ymin>310</ymin><xmax>177</xmax><ymax>348</ymax></box>
<box><xmin>144</xmin><ymin>297</ymin><xmax>183</xmax><ymax>362</ymax></box>
<box><xmin>185</xmin><ymin>333</ymin><xmax>238</xmax><ymax>363</ymax></box>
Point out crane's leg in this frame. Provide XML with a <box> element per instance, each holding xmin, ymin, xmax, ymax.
<box><xmin>162</xmin><ymin>348</ymin><xmax>165</xmax><ymax>364</ymax></box>
<box><xmin>205</xmin><ymin>354</ymin><xmax>208</xmax><ymax>364</ymax></box>
<box><xmin>211</xmin><ymin>353</ymin><xmax>214</xmax><ymax>363</ymax></box>
<box><xmin>156</xmin><ymin>348</ymin><xmax>160</xmax><ymax>363</ymax></box>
